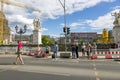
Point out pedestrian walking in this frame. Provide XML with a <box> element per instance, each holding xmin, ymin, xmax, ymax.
<box><xmin>81</xmin><ymin>43</ymin><xmax>86</xmax><ymax>57</ymax></box>
<box><xmin>52</xmin><ymin>42</ymin><xmax>59</xmax><ymax>60</ymax></box>
<box><xmin>14</xmin><ymin>41</ymin><xmax>24</xmax><ymax>65</ymax></box>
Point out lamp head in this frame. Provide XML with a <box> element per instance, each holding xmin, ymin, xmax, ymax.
<box><xmin>15</xmin><ymin>25</ymin><xmax>18</xmax><ymax>31</ymax></box>
<box><xmin>24</xmin><ymin>25</ymin><xmax>27</xmax><ymax>30</ymax></box>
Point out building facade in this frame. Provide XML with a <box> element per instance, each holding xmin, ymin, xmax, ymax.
<box><xmin>70</xmin><ymin>32</ymin><xmax>97</xmax><ymax>44</ymax></box>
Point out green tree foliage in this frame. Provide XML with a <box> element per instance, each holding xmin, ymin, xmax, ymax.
<box><xmin>42</xmin><ymin>36</ymin><xmax>55</xmax><ymax>45</ymax></box>
<box><xmin>48</xmin><ymin>39</ymin><xmax>55</xmax><ymax>45</ymax></box>
<box><xmin>78</xmin><ymin>40</ymin><xmax>85</xmax><ymax>44</ymax></box>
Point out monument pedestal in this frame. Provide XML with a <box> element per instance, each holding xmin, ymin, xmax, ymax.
<box><xmin>33</xmin><ymin>29</ymin><xmax>42</xmax><ymax>45</ymax></box>
<box><xmin>112</xmin><ymin>26</ymin><xmax>120</xmax><ymax>43</ymax></box>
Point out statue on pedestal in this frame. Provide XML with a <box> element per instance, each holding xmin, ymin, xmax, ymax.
<box><xmin>32</xmin><ymin>18</ymin><xmax>42</xmax><ymax>44</ymax></box>
<box><xmin>33</xmin><ymin>19</ymin><xmax>41</xmax><ymax>30</ymax></box>
<box><xmin>112</xmin><ymin>11</ymin><xmax>120</xmax><ymax>43</ymax></box>
<box><xmin>111</xmin><ymin>11</ymin><xmax>120</xmax><ymax>26</ymax></box>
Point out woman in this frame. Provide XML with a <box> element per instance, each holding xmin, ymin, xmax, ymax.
<box><xmin>14</xmin><ymin>41</ymin><xmax>24</xmax><ymax>65</ymax></box>
<box><xmin>81</xmin><ymin>43</ymin><xmax>86</xmax><ymax>56</ymax></box>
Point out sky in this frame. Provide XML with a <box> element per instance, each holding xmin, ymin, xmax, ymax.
<box><xmin>3</xmin><ymin>0</ymin><xmax>120</xmax><ymax>37</ymax></box>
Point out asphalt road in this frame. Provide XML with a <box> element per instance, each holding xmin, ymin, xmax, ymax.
<box><xmin>0</xmin><ymin>55</ymin><xmax>120</xmax><ymax>80</ymax></box>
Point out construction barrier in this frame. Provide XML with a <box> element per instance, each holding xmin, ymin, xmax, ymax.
<box><xmin>91</xmin><ymin>51</ymin><xmax>120</xmax><ymax>59</ymax></box>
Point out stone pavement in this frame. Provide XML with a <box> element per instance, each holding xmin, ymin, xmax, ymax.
<box><xmin>0</xmin><ymin>54</ymin><xmax>97</xmax><ymax>76</ymax></box>
<box><xmin>0</xmin><ymin>53</ymin><xmax>115</xmax><ymax>77</ymax></box>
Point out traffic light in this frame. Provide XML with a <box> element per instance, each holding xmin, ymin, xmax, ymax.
<box><xmin>63</xmin><ymin>27</ymin><xmax>66</xmax><ymax>33</ymax></box>
<box><xmin>67</xmin><ymin>27</ymin><xmax>70</xmax><ymax>34</ymax></box>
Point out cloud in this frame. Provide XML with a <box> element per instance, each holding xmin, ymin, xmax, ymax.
<box><xmin>87</xmin><ymin>9</ymin><xmax>120</xmax><ymax>30</ymax></box>
<box><xmin>70</xmin><ymin>22</ymin><xmax>84</xmax><ymax>29</ymax></box>
<box><xmin>68</xmin><ymin>9</ymin><xmax>120</xmax><ymax>31</ymax></box>
<box><xmin>3</xmin><ymin>0</ymin><xmax>116</xmax><ymax>34</ymax></box>
<box><xmin>111</xmin><ymin>6</ymin><xmax>120</xmax><ymax>10</ymax></box>
<box><xmin>5</xmin><ymin>0</ymin><xmax>116</xmax><ymax>20</ymax></box>
<box><xmin>88</xmin><ymin>14</ymin><xmax>114</xmax><ymax>30</ymax></box>
<box><xmin>7</xmin><ymin>14</ymin><xmax>33</xmax><ymax>24</ymax></box>
<box><xmin>50</xmin><ymin>34</ymin><xmax>60</xmax><ymax>39</ymax></box>
<box><xmin>42</xmin><ymin>27</ymin><xmax>48</xmax><ymax>31</ymax></box>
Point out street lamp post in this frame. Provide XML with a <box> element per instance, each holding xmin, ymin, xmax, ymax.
<box><xmin>59</xmin><ymin>0</ymin><xmax>67</xmax><ymax>51</ymax></box>
<box><xmin>15</xmin><ymin>25</ymin><xmax>27</xmax><ymax>42</ymax></box>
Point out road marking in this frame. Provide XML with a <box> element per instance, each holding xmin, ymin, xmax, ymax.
<box><xmin>92</xmin><ymin>61</ymin><xmax>101</xmax><ymax>80</ymax></box>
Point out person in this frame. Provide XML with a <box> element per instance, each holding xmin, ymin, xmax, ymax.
<box><xmin>81</xmin><ymin>43</ymin><xmax>86</xmax><ymax>57</ymax></box>
<box><xmin>46</xmin><ymin>45</ymin><xmax>51</xmax><ymax>54</ymax></box>
<box><xmin>71</xmin><ymin>44</ymin><xmax>76</xmax><ymax>59</ymax></box>
<box><xmin>14</xmin><ymin>41</ymin><xmax>24</xmax><ymax>65</ymax></box>
<box><xmin>75</xmin><ymin>43</ymin><xmax>79</xmax><ymax>59</ymax></box>
<box><xmin>53</xmin><ymin>42</ymin><xmax>59</xmax><ymax>60</ymax></box>
<box><xmin>92</xmin><ymin>42</ymin><xmax>97</xmax><ymax>53</ymax></box>
<box><xmin>86</xmin><ymin>43</ymin><xmax>92</xmax><ymax>59</ymax></box>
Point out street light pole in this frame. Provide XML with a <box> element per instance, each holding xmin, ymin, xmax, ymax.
<box><xmin>15</xmin><ymin>25</ymin><xmax>27</xmax><ymax>42</ymax></box>
<box><xmin>59</xmin><ymin>0</ymin><xmax>67</xmax><ymax>51</ymax></box>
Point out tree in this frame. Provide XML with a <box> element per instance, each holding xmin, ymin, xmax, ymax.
<box><xmin>78</xmin><ymin>40</ymin><xmax>85</xmax><ymax>44</ymax></box>
<box><xmin>42</xmin><ymin>36</ymin><xmax>48</xmax><ymax>45</ymax></box>
<box><xmin>48</xmin><ymin>39</ymin><xmax>55</xmax><ymax>45</ymax></box>
<box><xmin>42</xmin><ymin>36</ymin><xmax>55</xmax><ymax>45</ymax></box>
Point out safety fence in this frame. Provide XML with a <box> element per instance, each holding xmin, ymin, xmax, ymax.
<box><xmin>1</xmin><ymin>47</ymin><xmax>120</xmax><ymax>59</ymax></box>
<box><xmin>0</xmin><ymin>47</ymin><xmax>46</xmax><ymax>55</ymax></box>
<box><xmin>91</xmin><ymin>48</ymin><xmax>120</xmax><ymax>59</ymax></box>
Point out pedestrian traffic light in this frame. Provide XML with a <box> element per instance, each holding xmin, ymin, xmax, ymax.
<box><xmin>67</xmin><ymin>27</ymin><xmax>70</xmax><ymax>34</ymax></box>
<box><xmin>63</xmin><ymin>27</ymin><xmax>66</xmax><ymax>33</ymax></box>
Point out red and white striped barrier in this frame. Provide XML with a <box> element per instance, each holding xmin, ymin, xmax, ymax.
<box><xmin>91</xmin><ymin>51</ymin><xmax>120</xmax><ymax>59</ymax></box>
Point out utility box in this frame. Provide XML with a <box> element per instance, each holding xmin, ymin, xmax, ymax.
<box><xmin>60</xmin><ymin>53</ymin><xmax>71</xmax><ymax>58</ymax></box>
